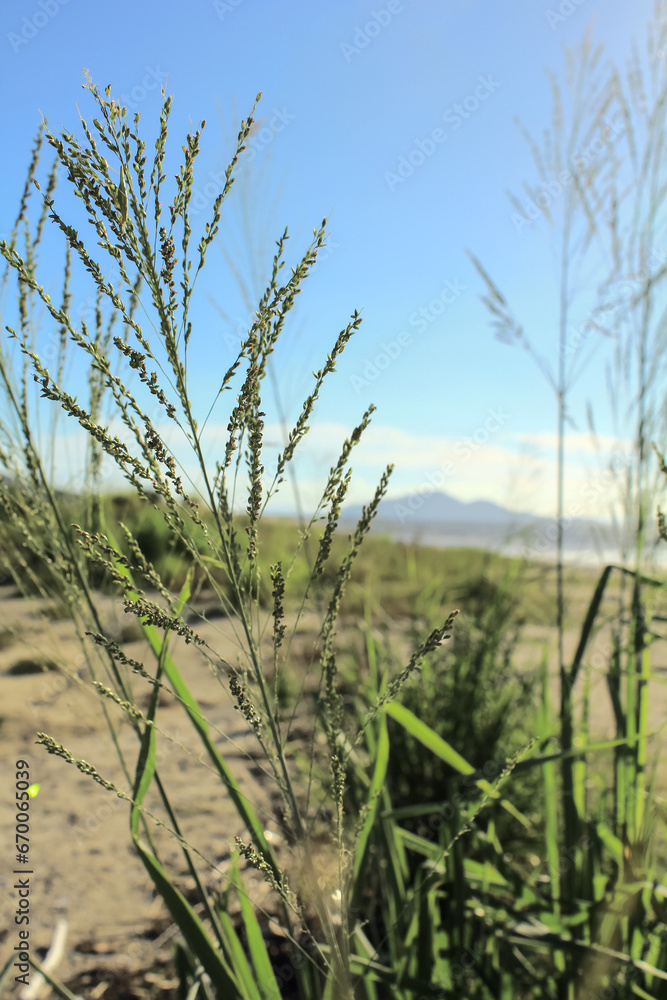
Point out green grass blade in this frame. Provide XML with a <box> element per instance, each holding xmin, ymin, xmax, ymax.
<box><xmin>416</xmin><ymin>866</ymin><xmax>435</xmax><ymax>987</ymax></box>
<box><xmin>127</xmin><ymin>638</ymin><xmax>243</xmax><ymax>997</ymax></box>
<box><xmin>630</xmin><ymin>985</ymin><xmax>658</xmax><ymax>1000</ymax></box>
<box><xmin>385</xmin><ymin>701</ymin><xmax>531</xmax><ymax>828</ymax></box>
<box><xmin>595</xmin><ymin>823</ymin><xmax>624</xmax><ymax>866</ymax></box>
<box><xmin>353</xmin><ymin>712</ymin><xmax>389</xmax><ymax>887</ymax></box>
<box><xmin>230</xmin><ymin>855</ymin><xmax>282</xmax><ymax>999</ymax></box>
<box><xmin>635</xmin><ymin>597</ymin><xmax>653</xmax><ymax>833</ymax></box>
<box><xmin>626</xmin><ymin>597</ymin><xmax>639</xmax><ymax>842</ymax></box>
<box><xmin>353</xmin><ymin>925</ymin><xmax>380</xmax><ymax>1000</ymax></box>
<box><xmin>217</xmin><ymin>909</ymin><xmax>265</xmax><ymax>1000</ymax></box>
<box><xmin>133</xmin><ymin>836</ymin><xmax>242</xmax><ymax>997</ymax></box>
<box><xmin>537</xmin><ymin>650</ymin><xmax>565</xmax><ymax>974</ymax></box>
<box><xmin>511</xmin><ymin>732</ymin><xmax>664</xmax><ymax>772</ymax></box>
<box><xmin>568</xmin><ymin>565</ymin><xmax>614</xmax><ymax>687</ymax></box>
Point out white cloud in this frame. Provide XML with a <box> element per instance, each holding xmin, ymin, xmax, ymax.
<box><xmin>513</xmin><ymin>430</ymin><xmax>632</xmax><ymax>457</ymax></box>
<box><xmin>6</xmin><ymin>414</ymin><xmax>648</xmax><ymax>524</ymax></box>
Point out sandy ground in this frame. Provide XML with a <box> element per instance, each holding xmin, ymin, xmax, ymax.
<box><xmin>0</xmin><ymin>584</ymin><xmax>317</xmax><ymax>998</ymax></box>
<box><xmin>0</xmin><ymin>570</ymin><xmax>666</xmax><ymax>998</ymax></box>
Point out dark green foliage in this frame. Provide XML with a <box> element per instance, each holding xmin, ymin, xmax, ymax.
<box><xmin>390</xmin><ymin>568</ymin><xmax>540</xmax><ymax>842</ymax></box>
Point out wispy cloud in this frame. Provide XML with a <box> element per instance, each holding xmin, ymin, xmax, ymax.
<box><xmin>32</xmin><ymin>418</ymin><xmax>636</xmax><ymax>524</ymax></box>
<box><xmin>513</xmin><ymin>430</ymin><xmax>631</xmax><ymax>456</ymax></box>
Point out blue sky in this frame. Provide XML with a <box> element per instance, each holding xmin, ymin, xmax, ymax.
<box><xmin>0</xmin><ymin>0</ymin><xmax>663</xmax><ymax>523</ymax></box>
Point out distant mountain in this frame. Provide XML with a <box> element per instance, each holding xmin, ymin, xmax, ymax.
<box><xmin>341</xmin><ymin>490</ymin><xmax>614</xmax><ymax>556</ymax></box>
<box><xmin>373</xmin><ymin>492</ymin><xmax>542</xmax><ymax>526</ymax></box>
<box><xmin>344</xmin><ymin>490</ymin><xmax>596</xmax><ymax>528</ymax></box>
